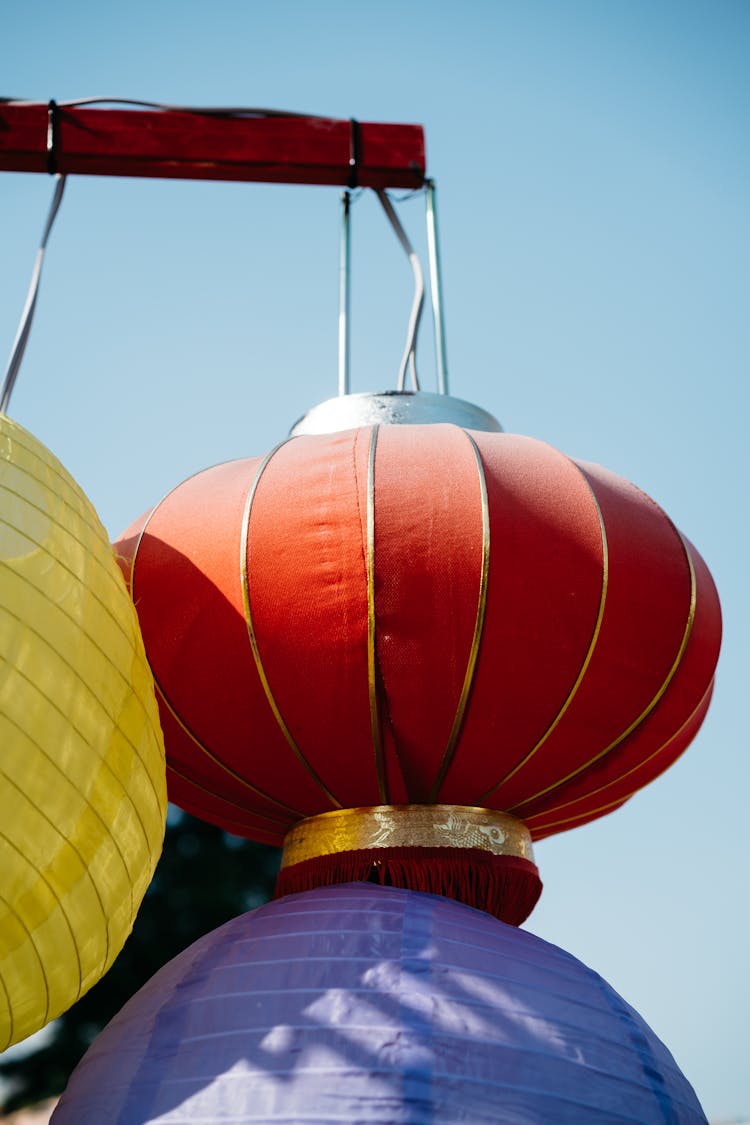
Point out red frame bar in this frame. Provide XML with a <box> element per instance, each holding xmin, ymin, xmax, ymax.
<box><xmin>0</xmin><ymin>103</ymin><xmax>425</xmax><ymax>189</ymax></box>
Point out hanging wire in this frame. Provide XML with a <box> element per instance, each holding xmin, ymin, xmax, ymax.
<box><xmin>1</xmin><ymin>175</ymin><xmax>67</xmax><ymax>415</ymax></box>
<box><xmin>0</xmin><ymin>97</ymin><xmax>328</xmax><ymax>120</ymax></box>
<box><xmin>425</xmin><ymin>179</ymin><xmax>449</xmax><ymax>395</ymax></box>
<box><xmin>383</xmin><ymin>188</ymin><xmax>424</xmax><ymax>204</ymax></box>
<box><xmin>338</xmin><ymin>191</ymin><xmax>352</xmax><ymax>396</ymax></box>
<box><xmin>376</xmin><ymin>190</ymin><xmax>425</xmax><ymax>392</ymax></box>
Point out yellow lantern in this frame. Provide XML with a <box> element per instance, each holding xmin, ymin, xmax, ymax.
<box><xmin>0</xmin><ymin>415</ymin><xmax>167</xmax><ymax>1049</ymax></box>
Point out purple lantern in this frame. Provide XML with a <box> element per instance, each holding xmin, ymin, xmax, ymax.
<box><xmin>53</xmin><ymin>884</ymin><xmax>706</xmax><ymax>1123</ymax></box>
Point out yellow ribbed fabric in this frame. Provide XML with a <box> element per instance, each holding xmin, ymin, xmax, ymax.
<box><xmin>0</xmin><ymin>416</ymin><xmax>167</xmax><ymax>1049</ymax></box>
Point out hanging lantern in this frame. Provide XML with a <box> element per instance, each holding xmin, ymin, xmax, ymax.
<box><xmin>113</xmin><ymin>392</ymin><xmax>721</xmax><ymax>925</ymax></box>
<box><xmin>0</xmin><ymin>415</ymin><xmax>167</xmax><ymax>1049</ymax></box>
<box><xmin>51</xmin><ymin>882</ymin><xmax>708</xmax><ymax>1123</ymax></box>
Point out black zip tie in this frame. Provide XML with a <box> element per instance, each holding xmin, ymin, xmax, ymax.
<box><xmin>347</xmin><ymin>118</ymin><xmax>360</xmax><ymax>189</ymax></box>
<box><xmin>46</xmin><ymin>99</ymin><xmax>59</xmax><ymax>175</ymax></box>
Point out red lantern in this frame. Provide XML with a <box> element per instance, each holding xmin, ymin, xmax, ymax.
<box><xmin>115</xmin><ymin>394</ymin><xmax>721</xmax><ymax>924</ymax></box>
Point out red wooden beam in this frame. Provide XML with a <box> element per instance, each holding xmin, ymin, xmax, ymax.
<box><xmin>0</xmin><ymin>103</ymin><xmax>426</xmax><ymax>189</ymax></box>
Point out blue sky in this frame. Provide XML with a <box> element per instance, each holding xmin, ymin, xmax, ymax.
<box><xmin>2</xmin><ymin>1</ymin><xmax>749</xmax><ymax>1118</ymax></box>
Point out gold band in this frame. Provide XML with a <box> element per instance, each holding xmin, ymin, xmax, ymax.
<box><xmin>240</xmin><ymin>442</ymin><xmax>342</xmax><ymax>810</ymax></box>
<box><xmin>366</xmin><ymin>425</ymin><xmax>388</xmax><ymax>803</ymax></box>
<box><xmin>280</xmin><ymin>804</ymin><xmax>535</xmax><ymax>869</ymax></box>
<box><xmin>427</xmin><ymin>432</ymin><xmax>490</xmax><ymax>802</ymax></box>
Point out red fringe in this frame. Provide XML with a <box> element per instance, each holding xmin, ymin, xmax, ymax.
<box><xmin>274</xmin><ymin>847</ymin><xmax>542</xmax><ymax>926</ymax></box>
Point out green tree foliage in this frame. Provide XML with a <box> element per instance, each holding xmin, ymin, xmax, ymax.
<box><xmin>0</xmin><ymin>809</ymin><xmax>280</xmax><ymax>1112</ymax></box>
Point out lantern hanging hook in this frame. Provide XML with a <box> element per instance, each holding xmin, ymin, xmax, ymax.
<box><xmin>376</xmin><ymin>189</ymin><xmax>424</xmax><ymax>392</ymax></box>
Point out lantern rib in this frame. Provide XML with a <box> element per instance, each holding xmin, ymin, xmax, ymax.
<box><xmin>529</xmin><ymin>796</ymin><xmax>629</xmax><ymax>838</ymax></box>
<box><xmin>6</xmin><ymin>425</ymin><xmax>113</xmax><ymax>542</ymax></box>
<box><xmin>1</xmin><ymin>748</ymin><xmax>116</xmax><ymax>958</ymax></box>
<box><xmin>0</xmin><ymin>663</ymin><xmax>150</xmax><ymax>902</ymax></box>
<box><xmin>0</xmin><ymin>936</ymin><xmax>14</xmax><ymax>1049</ymax></box>
<box><xmin>473</xmin><ymin>458</ymin><xmax>610</xmax><ymax>807</ymax></box>
<box><xmin>0</xmin><ymin>527</ymin><xmax>165</xmax><ymax>827</ymax></box>
<box><xmin>129</xmin><ymin>459</ymin><xmax>313</xmax><ymax>820</ymax></box>
<box><xmin>0</xmin><ymin>834</ymin><xmax>80</xmax><ymax>1035</ymax></box>
<box><xmin>427</xmin><ymin>430</ymin><xmax>491</xmax><ymax>803</ymax></box>
<box><xmin>165</xmin><ymin>775</ymin><xmax>291</xmax><ymax>840</ymax></box>
<box><xmin>366</xmin><ymin>424</ymin><xmax>389</xmax><ymax>804</ymax></box>
<box><xmin>524</xmin><ymin>676</ymin><xmax>715</xmax><ymax>836</ymax></box>
<box><xmin>0</xmin><ymin>772</ymin><xmax>110</xmax><ymax>984</ymax></box>
<box><xmin>1</xmin><ymin>711</ymin><xmax>124</xmax><ymax>965</ymax></box>
<box><xmin>164</xmin><ymin>756</ymin><xmax>296</xmax><ymax>831</ymax></box>
<box><xmin>0</xmin><ymin>893</ymin><xmax>44</xmax><ymax>1051</ymax></box>
<box><xmin>0</xmin><ymin>469</ymin><xmax>157</xmax><ymax>685</ymax></box>
<box><xmin>240</xmin><ymin>442</ymin><xmax>344</xmax><ymax>810</ymax></box>
<box><xmin>508</xmin><ymin>526</ymin><xmax>698</xmax><ymax>815</ymax></box>
<box><xmin>153</xmin><ymin>677</ymin><xmax>307</xmax><ymax>822</ymax></box>
<box><xmin>0</xmin><ymin>600</ymin><xmax>157</xmax><ymax>861</ymax></box>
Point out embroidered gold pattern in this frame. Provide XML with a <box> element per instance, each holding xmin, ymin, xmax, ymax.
<box><xmin>280</xmin><ymin>804</ymin><xmax>535</xmax><ymax>869</ymax></box>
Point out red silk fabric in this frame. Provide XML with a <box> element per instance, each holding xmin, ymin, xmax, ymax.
<box><xmin>115</xmin><ymin>424</ymin><xmax>721</xmax><ymax>844</ymax></box>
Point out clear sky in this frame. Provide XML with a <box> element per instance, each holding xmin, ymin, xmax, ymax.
<box><xmin>2</xmin><ymin>1</ymin><xmax>748</xmax><ymax>1119</ymax></box>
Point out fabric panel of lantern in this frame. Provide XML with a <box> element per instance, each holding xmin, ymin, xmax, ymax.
<box><xmin>0</xmin><ymin>416</ymin><xmax>167</xmax><ymax>1049</ymax></box>
<box><xmin>51</xmin><ymin>884</ymin><xmax>709</xmax><ymax>1124</ymax></box>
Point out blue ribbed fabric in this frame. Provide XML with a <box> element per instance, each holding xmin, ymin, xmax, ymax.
<box><xmin>53</xmin><ymin>884</ymin><xmax>707</xmax><ymax>1124</ymax></box>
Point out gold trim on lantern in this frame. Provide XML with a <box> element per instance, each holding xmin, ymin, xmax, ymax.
<box><xmin>132</xmin><ymin>447</ymin><xmax>340</xmax><ymax>816</ymax></box>
<box><xmin>240</xmin><ymin>442</ymin><xmax>343</xmax><ymax>810</ymax></box>
<box><xmin>165</xmin><ymin>757</ymin><xmax>297</xmax><ymax>830</ymax></box>
<box><xmin>165</xmin><ymin>762</ymin><xmax>293</xmax><ymax>838</ymax></box>
<box><xmin>153</xmin><ymin>675</ymin><xmax>305</xmax><ymax>821</ymax></box>
<box><xmin>366</xmin><ymin>424</ymin><xmax>388</xmax><ymax>803</ymax></box>
<box><xmin>130</xmin><ymin>463</ymin><xmax>208</xmax><ymax>598</ymax></box>
<box><xmin>475</xmin><ymin>461</ymin><xmax>610</xmax><ymax>805</ymax></box>
<box><xmin>428</xmin><ymin>432</ymin><xmax>491</xmax><ymax>802</ymax></box>
<box><xmin>526</xmin><ymin>676</ymin><xmax>714</xmax><ymax>834</ymax></box>
<box><xmin>509</xmin><ymin>526</ymin><xmax>697</xmax><ymax>814</ymax></box>
<box><xmin>280</xmin><ymin>804</ymin><xmax>535</xmax><ymax>869</ymax></box>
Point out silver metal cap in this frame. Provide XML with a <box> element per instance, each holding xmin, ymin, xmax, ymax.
<box><xmin>290</xmin><ymin>391</ymin><xmax>502</xmax><ymax>436</ymax></box>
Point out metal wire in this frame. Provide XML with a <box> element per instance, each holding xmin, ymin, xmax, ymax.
<box><xmin>425</xmin><ymin>179</ymin><xmax>449</xmax><ymax>394</ymax></box>
<box><xmin>1</xmin><ymin>174</ymin><xmax>67</xmax><ymax>415</ymax></box>
<box><xmin>0</xmin><ymin>96</ymin><xmax>326</xmax><ymax>120</ymax></box>
<box><xmin>338</xmin><ymin>191</ymin><xmax>352</xmax><ymax>396</ymax></box>
<box><xmin>376</xmin><ymin>190</ymin><xmax>424</xmax><ymax>392</ymax></box>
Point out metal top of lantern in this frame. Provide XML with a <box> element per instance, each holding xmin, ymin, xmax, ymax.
<box><xmin>292</xmin><ymin>179</ymin><xmax>502</xmax><ymax>437</ymax></box>
<box><xmin>290</xmin><ymin>390</ymin><xmax>502</xmax><ymax>435</ymax></box>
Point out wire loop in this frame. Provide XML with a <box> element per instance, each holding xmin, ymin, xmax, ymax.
<box><xmin>376</xmin><ymin>190</ymin><xmax>424</xmax><ymax>391</ymax></box>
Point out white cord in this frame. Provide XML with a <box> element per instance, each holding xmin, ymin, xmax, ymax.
<box><xmin>376</xmin><ymin>190</ymin><xmax>424</xmax><ymax>392</ymax></box>
<box><xmin>1</xmin><ymin>174</ymin><xmax>67</xmax><ymax>415</ymax></box>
